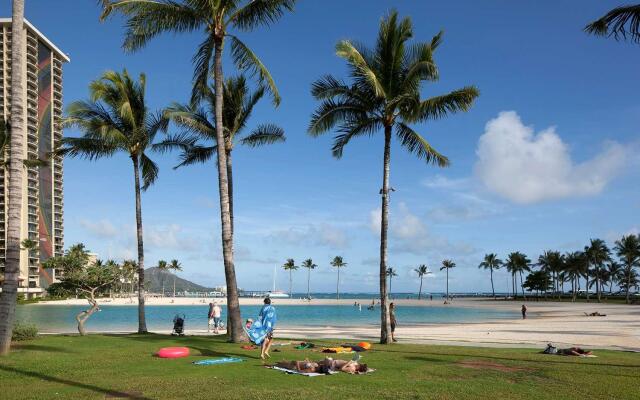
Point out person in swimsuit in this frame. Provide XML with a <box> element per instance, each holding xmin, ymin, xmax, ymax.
<box><xmin>390</xmin><ymin>302</ymin><xmax>397</xmax><ymax>342</ymax></box>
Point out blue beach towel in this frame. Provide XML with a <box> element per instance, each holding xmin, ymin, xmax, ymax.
<box><xmin>245</xmin><ymin>304</ymin><xmax>277</xmax><ymax>345</ymax></box>
<box><xmin>193</xmin><ymin>357</ymin><xmax>244</xmax><ymax>365</ymax></box>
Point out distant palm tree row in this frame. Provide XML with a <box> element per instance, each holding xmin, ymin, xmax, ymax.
<box><xmin>476</xmin><ymin>235</ymin><xmax>640</xmax><ymax>304</ymax></box>
<box><xmin>282</xmin><ymin>257</ymin><xmax>345</xmax><ymax>300</ymax></box>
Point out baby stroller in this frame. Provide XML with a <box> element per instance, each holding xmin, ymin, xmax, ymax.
<box><xmin>172</xmin><ymin>314</ymin><xmax>185</xmax><ymax>336</ymax></box>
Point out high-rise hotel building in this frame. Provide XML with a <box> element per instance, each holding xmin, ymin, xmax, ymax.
<box><xmin>0</xmin><ymin>19</ymin><xmax>68</xmax><ymax>297</ymax></box>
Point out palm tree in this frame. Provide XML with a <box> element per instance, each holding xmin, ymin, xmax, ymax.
<box><xmin>585</xmin><ymin>5</ymin><xmax>640</xmax><ymax>43</ymax></box>
<box><xmin>606</xmin><ymin>260</ymin><xmax>623</xmax><ymax>294</ymax></box>
<box><xmin>301</xmin><ymin>259</ymin><xmax>317</xmax><ymax>300</ymax></box>
<box><xmin>585</xmin><ymin>239</ymin><xmax>611</xmax><ymax>303</ymax></box>
<box><xmin>0</xmin><ymin>0</ymin><xmax>26</xmax><ymax>356</ymax></box>
<box><xmin>386</xmin><ymin>267</ymin><xmax>398</xmax><ymax>298</ymax></box>
<box><xmin>101</xmin><ymin>0</ymin><xmax>296</xmax><ymax>344</ymax></box>
<box><xmin>157</xmin><ymin>260</ymin><xmax>168</xmax><ymax>297</ymax></box>
<box><xmin>169</xmin><ymin>259</ymin><xmax>182</xmax><ymax>298</ymax></box>
<box><xmin>537</xmin><ymin>251</ymin><xmax>564</xmax><ymax>299</ymax></box>
<box><xmin>330</xmin><ymin>256</ymin><xmax>347</xmax><ymax>300</ymax></box>
<box><xmin>440</xmin><ymin>260</ymin><xmax>456</xmax><ymax>302</ymax></box>
<box><xmin>122</xmin><ymin>259</ymin><xmax>138</xmax><ymax>300</ymax></box>
<box><xmin>506</xmin><ymin>252</ymin><xmax>531</xmax><ymax>301</ymax></box>
<box><xmin>614</xmin><ymin>234</ymin><xmax>640</xmax><ymax>304</ymax></box>
<box><xmin>564</xmin><ymin>251</ymin><xmax>587</xmax><ymax>302</ymax></box>
<box><xmin>308</xmin><ymin>11</ymin><xmax>478</xmax><ymax>343</ymax></box>
<box><xmin>478</xmin><ymin>253</ymin><xmax>502</xmax><ymax>299</ymax></box>
<box><xmin>158</xmin><ymin>75</ymin><xmax>285</xmax><ymax>234</ymax></box>
<box><xmin>60</xmin><ymin>70</ymin><xmax>164</xmax><ymax>334</ymax></box>
<box><xmin>414</xmin><ymin>264</ymin><xmax>432</xmax><ymax>300</ymax></box>
<box><xmin>282</xmin><ymin>259</ymin><xmax>297</xmax><ymax>297</ymax></box>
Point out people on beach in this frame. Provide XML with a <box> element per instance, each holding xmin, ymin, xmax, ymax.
<box><xmin>389</xmin><ymin>302</ymin><xmax>397</xmax><ymax>342</ymax></box>
<box><xmin>521</xmin><ymin>304</ymin><xmax>527</xmax><ymax>319</ymax></box>
<box><xmin>543</xmin><ymin>343</ymin><xmax>593</xmax><ymax>356</ymax></box>
<box><xmin>245</xmin><ymin>297</ymin><xmax>277</xmax><ymax>359</ymax></box>
<box><xmin>208</xmin><ymin>301</ymin><xmax>221</xmax><ymax>333</ymax></box>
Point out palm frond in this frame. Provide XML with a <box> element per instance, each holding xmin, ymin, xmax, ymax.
<box><xmin>228</xmin><ymin>35</ymin><xmax>280</xmax><ymax>106</ymax></box>
<box><xmin>332</xmin><ymin>118</ymin><xmax>382</xmax><ymax>158</ymax></box>
<box><xmin>228</xmin><ymin>0</ymin><xmax>296</xmax><ymax>30</ymax></box>
<box><xmin>191</xmin><ymin>34</ymin><xmax>216</xmax><ymax>105</ymax></box>
<box><xmin>585</xmin><ymin>5</ymin><xmax>640</xmax><ymax>43</ymax></box>
<box><xmin>410</xmin><ymin>86</ymin><xmax>479</xmax><ymax>123</ymax></box>
<box><xmin>395</xmin><ymin>122</ymin><xmax>449</xmax><ymax>167</ymax></box>
<box><xmin>336</xmin><ymin>40</ymin><xmax>386</xmax><ymax>98</ymax></box>
<box><xmin>163</xmin><ymin>103</ymin><xmax>215</xmax><ymax>139</ymax></box>
<box><xmin>174</xmin><ymin>144</ymin><xmax>216</xmax><ymax>169</ymax></box>
<box><xmin>152</xmin><ymin>132</ymin><xmax>198</xmax><ymax>153</ymax></box>
<box><xmin>310</xmin><ymin>75</ymin><xmax>352</xmax><ymax>100</ymax></box>
<box><xmin>139</xmin><ymin>152</ymin><xmax>159</xmax><ymax>190</ymax></box>
<box><xmin>308</xmin><ymin>99</ymin><xmax>367</xmax><ymax>136</ymax></box>
<box><xmin>101</xmin><ymin>0</ymin><xmax>204</xmax><ymax>51</ymax></box>
<box><xmin>239</xmin><ymin>124</ymin><xmax>285</xmax><ymax>147</ymax></box>
<box><xmin>59</xmin><ymin>137</ymin><xmax>119</xmax><ymax>161</ymax></box>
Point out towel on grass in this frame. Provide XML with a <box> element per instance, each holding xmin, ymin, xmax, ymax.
<box><xmin>193</xmin><ymin>357</ymin><xmax>244</xmax><ymax>365</ymax></box>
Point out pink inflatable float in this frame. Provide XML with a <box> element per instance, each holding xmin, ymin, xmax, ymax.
<box><xmin>157</xmin><ymin>347</ymin><xmax>190</xmax><ymax>358</ymax></box>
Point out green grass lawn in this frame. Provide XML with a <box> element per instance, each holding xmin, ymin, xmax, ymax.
<box><xmin>1</xmin><ymin>334</ymin><xmax>638</xmax><ymax>400</ymax></box>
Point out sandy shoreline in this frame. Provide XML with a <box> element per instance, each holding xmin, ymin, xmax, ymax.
<box><xmin>33</xmin><ymin>297</ymin><xmax>640</xmax><ymax>351</ymax></box>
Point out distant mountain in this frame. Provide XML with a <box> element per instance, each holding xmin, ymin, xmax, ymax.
<box><xmin>144</xmin><ymin>267</ymin><xmax>213</xmax><ymax>294</ymax></box>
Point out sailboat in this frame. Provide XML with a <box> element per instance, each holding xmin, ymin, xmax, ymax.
<box><xmin>266</xmin><ymin>264</ymin><xmax>290</xmax><ymax>298</ymax></box>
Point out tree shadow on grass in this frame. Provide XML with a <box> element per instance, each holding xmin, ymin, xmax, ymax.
<box><xmin>0</xmin><ymin>365</ymin><xmax>154</xmax><ymax>400</ymax></box>
<box><xmin>12</xmin><ymin>344</ymin><xmax>75</xmax><ymax>353</ymax></box>
<box><xmin>107</xmin><ymin>333</ymin><xmax>261</xmax><ymax>360</ymax></box>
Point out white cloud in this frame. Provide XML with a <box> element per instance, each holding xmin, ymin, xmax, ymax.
<box><xmin>269</xmin><ymin>223</ymin><xmax>349</xmax><ymax>249</ymax></box>
<box><xmin>368</xmin><ymin>203</ymin><xmax>477</xmax><ymax>257</ymax></box>
<box><xmin>79</xmin><ymin>219</ymin><xmax>118</xmax><ymax>238</ymax></box>
<box><xmin>475</xmin><ymin>111</ymin><xmax>628</xmax><ymax>204</ymax></box>
<box><xmin>422</xmin><ymin>175</ymin><xmax>469</xmax><ymax>190</ymax></box>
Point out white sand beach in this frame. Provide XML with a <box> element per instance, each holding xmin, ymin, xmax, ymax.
<box><xmin>36</xmin><ymin>297</ymin><xmax>640</xmax><ymax>351</ymax></box>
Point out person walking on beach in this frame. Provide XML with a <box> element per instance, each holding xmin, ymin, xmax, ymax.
<box><xmin>208</xmin><ymin>301</ymin><xmax>221</xmax><ymax>333</ymax></box>
<box><xmin>390</xmin><ymin>302</ymin><xmax>398</xmax><ymax>342</ymax></box>
<box><xmin>521</xmin><ymin>304</ymin><xmax>527</xmax><ymax>320</ymax></box>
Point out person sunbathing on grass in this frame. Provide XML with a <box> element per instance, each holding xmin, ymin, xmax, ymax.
<box><xmin>275</xmin><ymin>358</ymin><xmax>369</xmax><ymax>374</ymax></box>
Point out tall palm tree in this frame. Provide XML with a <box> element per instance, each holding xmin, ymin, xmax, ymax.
<box><xmin>606</xmin><ymin>260</ymin><xmax>623</xmax><ymax>294</ymax></box>
<box><xmin>585</xmin><ymin>4</ymin><xmax>640</xmax><ymax>43</ymax></box>
<box><xmin>478</xmin><ymin>253</ymin><xmax>502</xmax><ymax>299</ymax></box>
<box><xmin>330</xmin><ymin>256</ymin><xmax>347</xmax><ymax>300</ymax></box>
<box><xmin>440</xmin><ymin>259</ymin><xmax>456</xmax><ymax>301</ymax></box>
<box><xmin>0</xmin><ymin>0</ymin><xmax>26</xmax><ymax>356</ymax></box>
<box><xmin>506</xmin><ymin>252</ymin><xmax>531</xmax><ymax>301</ymax></box>
<box><xmin>157</xmin><ymin>260</ymin><xmax>169</xmax><ymax>297</ymax></box>
<box><xmin>301</xmin><ymin>258</ymin><xmax>317</xmax><ymax>300</ymax></box>
<box><xmin>614</xmin><ymin>234</ymin><xmax>640</xmax><ymax>304</ymax></box>
<box><xmin>386</xmin><ymin>267</ymin><xmax>398</xmax><ymax>297</ymax></box>
<box><xmin>282</xmin><ymin>259</ymin><xmax>297</xmax><ymax>297</ymax></box>
<box><xmin>585</xmin><ymin>239</ymin><xmax>611</xmax><ymax>303</ymax></box>
<box><xmin>537</xmin><ymin>250</ymin><xmax>564</xmax><ymax>299</ymax></box>
<box><xmin>169</xmin><ymin>259</ymin><xmax>182</xmax><ymax>298</ymax></box>
<box><xmin>308</xmin><ymin>11</ymin><xmax>478</xmax><ymax>343</ymax></box>
<box><xmin>564</xmin><ymin>251</ymin><xmax>587</xmax><ymax>302</ymax></box>
<box><xmin>101</xmin><ymin>0</ymin><xmax>296</xmax><ymax>344</ymax></box>
<box><xmin>414</xmin><ymin>264</ymin><xmax>431</xmax><ymax>300</ymax></box>
<box><xmin>60</xmin><ymin>70</ymin><xmax>164</xmax><ymax>333</ymax></box>
<box><xmin>158</xmin><ymin>75</ymin><xmax>285</xmax><ymax>235</ymax></box>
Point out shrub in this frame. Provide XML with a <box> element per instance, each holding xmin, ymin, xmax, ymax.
<box><xmin>12</xmin><ymin>321</ymin><xmax>38</xmax><ymax>341</ymax></box>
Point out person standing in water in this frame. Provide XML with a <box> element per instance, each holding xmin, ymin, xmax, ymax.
<box><xmin>521</xmin><ymin>304</ymin><xmax>527</xmax><ymax>320</ymax></box>
<box><xmin>390</xmin><ymin>302</ymin><xmax>398</xmax><ymax>342</ymax></box>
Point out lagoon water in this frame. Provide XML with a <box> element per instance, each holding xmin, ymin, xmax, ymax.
<box><xmin>17</xmin><ymin>303</ymin><xmax>518</xmax><ymax>333</ymax></box>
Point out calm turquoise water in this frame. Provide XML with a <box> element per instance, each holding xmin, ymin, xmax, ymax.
<box><xmin>16</xmin><ymin>304</ymin><xmax>518</xmax><ymax>333</ymax></box>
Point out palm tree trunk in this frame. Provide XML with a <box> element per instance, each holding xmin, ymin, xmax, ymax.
<box><xmin>132</xmin><ymin>156</ymin><xmax>147</xmax><ymax>333</ymax></box>
<box><xmin>389</xmin><ymin>276</ymin><xmax>392</xmax><ymax>298</ymax></box>
<box><xmin>213</xmin><ymin>39</ymin><xmax>243</xmax><ymax>342</ymax></box>
<box><xmin>0</xmin><ymin>0</ymin><xmax>25</xmax><ymax>355</ymax></box>
<box><xmin>512</xmin><ymin>274</ymin><xmax>516</xmax><ymax>299</ymax></box>
<box><xmin>378</xmin><ymin>125</ymin><xmax>392</xmax><ymax>344</ymax></box>
<box><xmin>519</xmin><ymin>271</ymin><xmax>526</xmax><ymax>301</ymax></box>
<box><xmin>336</xmin><ymin>268</ymin><xmax>340</xmax><ymax>300</ymax></box>
<box><xmin>596</xmin><ymin>266</ymin><xmax>601</xmax><ymax>303</ymax></box>
<box><xmin>626</xmin><ymin>266</ymin><xmax>631</xmax><ymax>304</ymax></box>
<box><xmin>289</xmin><ymin>269</ymin><xmax>292</xmax><ymax>297</ymax></box>
<box><xmin>446</xmin><ymin>269</ymin><xmax>449</xmax><ymax>300</ymax></box>
<box><xmin>490</xmin><ymin>268</ymin><xmax>495</xmax><ymax>299</ymax></box>
<box><xmin>418</xmin><ymin>277</ymin><xmax>423</xmax><ymax>300</ymax></box>
<box><xmin>585</xmin><ymin>276</ymin><xmax>589</xmax><ymax>302</ymax></box>
<box><xmin>173</xmin><ymin>274</ymin><xmax>176</xmax><ymax>298</ymax></box>
<box><xmin>226</xmin><ymin>149</ymin><xmax>233</xmax><ymax>235</ymax></box>
<box><xmin>306</xmin><ymin>268</ymin><xmax>310</xmax><ymax>299</ymax></box>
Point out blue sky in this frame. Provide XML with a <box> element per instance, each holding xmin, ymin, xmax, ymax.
<box><xmin>22</xmin><ymin>0</ymin><xmax>640</xmax><ymax>293</ymax></box>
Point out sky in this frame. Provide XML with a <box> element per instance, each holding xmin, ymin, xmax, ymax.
<box><xmin>16</xmin><ymin>0</ymin><xmax>640</xmax><ymax>293</ymax></box>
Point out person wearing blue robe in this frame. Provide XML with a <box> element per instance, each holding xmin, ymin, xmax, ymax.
<box><xmin>245</xmin><ymin>297</ymin><xmax>277</xmax><ymax>359</ymax></box>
